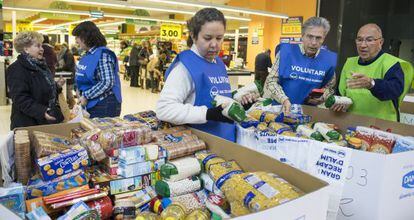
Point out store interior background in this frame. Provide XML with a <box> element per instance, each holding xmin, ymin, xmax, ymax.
<box><xmin>0</xmin><ymin>0</ymin><xmax>413</xmax><ymax>136</ymax></box>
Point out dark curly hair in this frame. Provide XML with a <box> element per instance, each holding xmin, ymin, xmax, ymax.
<box><xmin>187</xmin><ymin>8</ymin><xmax>226</xmax><ymax>47</ymax></box>
<box><xmin>72</xmin><ymin>21</ymin><xmax>106</xmax><ymax>48</ymax></box>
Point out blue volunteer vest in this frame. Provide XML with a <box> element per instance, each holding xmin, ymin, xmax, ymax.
<box><xmin>76</xmin><ymin>46</ymin><xmax>122</xmax><ymax>109</ymax></box>
<box><xmin>278</xmin><ymin>43</ymin><xmax>337</xmax><ymax>104</ymax></box>
<box><xmin>165</xmin><ymin>50</ymin><xmax>236</xmax><ymax>142</ymax></box>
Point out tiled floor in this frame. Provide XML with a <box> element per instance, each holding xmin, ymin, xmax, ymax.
<box><xmin>0</xmin><ymin>78</ymin><xmax>161</xmax><ymax>137</ymax></box>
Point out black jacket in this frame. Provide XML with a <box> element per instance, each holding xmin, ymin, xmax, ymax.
<box><xmin>56</xmin><ymin>49</ymin><xmax>76</xmax><ymax>85</ymax></box>
<box><xmin>42</xmin><ymin>43</ymin><xmax>57</xmax><ymax>76</ymax></box>
<box><xmin>129</xmin><ymin>46</ymin><xmax>141</xmax><ymax>66</ymax></box>
<box><xmin>6</xmin><ymin>54</ymin><xmax>63</xmax><ymax>130</ymax></box>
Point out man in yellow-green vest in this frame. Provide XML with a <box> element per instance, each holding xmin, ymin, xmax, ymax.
<box><xmin>334</xmin><ymin>24</ymin><xmax>413</xmax><ymax>121</ymax></box>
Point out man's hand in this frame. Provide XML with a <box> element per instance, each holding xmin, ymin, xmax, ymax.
<box><xmin>330</xmin><ymin>103</ymin><xmax>347</xmax><ymax>112</ymax></box>
<box><xmin>347</xmin><ymin>73</ymin><xmax>373</xmax><ymax>89</ymax></box>
<box><xmin>240</xmin><ymin>92</ymin><xmax>259</xmax><ymax>105</ymax></box>
<box><xmin>307</xmin><ymin>96</ymin><xmax>325</xmax><ymax>105</ymax></box>
<box><xmin>282</xmin><ymin>99</ymin><xmax>291</xmax><ymax>114</ymax></box>
<box><xmin>57</xmin><ymin>76</ymin><xmax>66</xmax><ymax>87</ymax></box>
<box><xmin>45</xmin><ymin>111</ymin><xmax>56</xmax><ymax>121</ymax></box>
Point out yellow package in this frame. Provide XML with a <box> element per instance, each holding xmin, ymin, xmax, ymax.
<box><xmin>221</xmin><ymin>172</ymin><xmax>303</xmax><ymax>213</ymax></box>
<box><xmin>208</xmin><ymin>161</ymin><xmax>243</xmax><ymax>190</ymax></box>
<box><xmin>268</xmin><ymin>122</ymin><xmax>291</xmax><ymax>134</ymax></box>
<box><xmin>195</xmin><ymin>151</ymin><xmax>226</xmax><ymax>172</ymax></box>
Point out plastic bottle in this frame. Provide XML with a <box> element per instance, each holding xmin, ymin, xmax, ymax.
<box><xmin>324</xmin><ymin>95</ymin><xmax>353</xmax><ymax>109</ymax></box>
<box><xmin>296</xmin><ymin>125</ymin><xmax>324</xmax><ymax>141</ymax></box>
<box><xmin>212</xmin><ymin>95</ymin><xmax>247</xmax><ymax>122</ymax></box>
<box><xmin>184</xmin><ymin>209</ymin><xmax>210</xmax><ymax>220</ymax></box>
<box><xmin>160</xmin><ymin>202</ymin><xmax>187</xmax><ymax>220</ymax></box>
<box><xmin>136</xmin><ymin>213</ymin><xmax>160</xmax><ymax>220</ymax></box>
<box><xmin>313</xmin><ymin>122</ymin><xmax>342</xmax><ymax>141</ymax></box>
<box><xmin>232</xmin><ymin>80</ymin><xmax>263</xmax><ymax>102</ymax></box>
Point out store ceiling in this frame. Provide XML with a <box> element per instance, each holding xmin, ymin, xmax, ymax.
<box><xmin>3</xmin><ymin>0</ymin><xmax>280</xmax><ymax>32</ymax></box>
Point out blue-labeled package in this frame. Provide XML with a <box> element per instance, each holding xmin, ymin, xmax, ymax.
<box><xmin>0</xmin><ymin>183</ymin><xmax>26</xmax><ymax>219</ymax></box>
<box><xmin>118</xmin><ymin>159</ymin><xmax>165</xmax><ymax>178</ymax></box>
<box><xmin>37</xmin><ymin>144</ymin><xmax>89</xmax><ymax>181</ymax></box>
<box><xmin>57</xmin><ymin>201</ymin><xmax>90</xmax><ymax>220</ymax></box>
<box><xmin>27</xmin><ymin>170</ymin><xmax>88</xmax><ymax>199</ymax></box>
<box><xmin>26</xmin><ymin>206</ymin><xmax>51</xmax><ymax>220</ymax></box>
<box><xmin>392</xmin><ymin>136</ymin><xmax>414</xmax><ymax>153</ymax></box>
<box><xmin>110</xmin><ymin>171</ymin><xmax>161</xmax><ymax>195</ymax></box>
<box><xmin>119</xmin><ymin>145</ymin><xmax>167</xmax><ymax>165</ymax></box>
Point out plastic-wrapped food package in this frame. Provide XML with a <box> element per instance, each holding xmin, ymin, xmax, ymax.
<box><xmin>156</xmin><ymin>176</ymin><xmax>201</xmax><ymax>197</ymax></box>
<box><xmin>212</xmin><ymin>95</ymin><xmax>247</xmax><ymax>122</ymax></box>
<box><xmin>355</xmin><ymin>126</ymin><xmax>375</xmax><ymax>151</ymax></box>
<box><xmin>14</xmin><ymin>130</ymin><xmax>31</xmax><ymax>184</ymax></box>
<box><xmin>79</xmin><ymin>128</ymin><xmax>106</xmax><ymax>161</ymax></box>
<box><xmin>392</xmin><ymin>136</ymin><xmax>414</xmax><ymax>153</ymax></box>
<box><xmin>296</xmin><ymin>125</ymin><xmax>325</xmax><ymax>141</ymax></box>
<box><xmin>0</xmin><ymin>183</ymin><xmax>26</xmax><ymax>218</ymax></box>
<box><xmin>32</xmin><ymin>131</ymin><xmax>73</xmax><ymax>158</ymax></box>
<box><xmin>221</xmin><ymin>172</ymin><xmax>303</xmax><ymax>215</ymax></box>
<box><xmin>160</xmin><ymin>157</ymin><xmax>201</xmax><ymax>181</ymax></box>
<box><xmin>248</xmin><ymin>109</ymin><xmax>284</xmax><ymax>123</ymax></box>
<box><xmin>208</xmin><ymin>161</ymin><xmax>243</xmax><ymax>190</ymax></box>
<box><xmin>123</xmin><ymin>110</ymin><xmax>162</xmax><ymax>130</ymax></box>
<box><xmin>314</xmin><ymin>122</ymin><xmax>342</xmax><ymax>142</ymax></box>
<box><xmin>283</xmin><ymin>113</ymin><xmax>312</xmax><ymax>125</ymax></box>
<box><xmin>170</xmin><ymin>191</ymin><xmax>206</xmax><ymax>214</ymax></box>
<box><xmin>239</xmin><ymin>116</ymin><xmax>260</xmax><ymax>128</ymax></box>
<box><xmin>195</xmin><ymin>151</ymin><xmax>226</xmax><ymax>172</ymax></box>
<box><xmin>158</xmin><ymin>136</ymin><xmax>207</xmax><ymax>160</ymax></box>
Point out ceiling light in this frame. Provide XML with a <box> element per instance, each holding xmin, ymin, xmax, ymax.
<box><xmin>60</xmin><ymin>0</ymin><xmax>250</xmax><ymax>21</ymax></box>
<box><xmin>31</xmin><ymin>18</ymin><xmax>48</xmax><ymax>24</ymax></box>
<box><xmin>239</xmin><ymin>26</ymin><xmax>248</xmax><ymax>29</ymax></box>
<box><xmin>145</xmin><ymin>0</ymin><xmax>288</xmax><ymax>19</ymax></box>
<box><xmin>3</xmin><ymin>6</ymin><xmax>186</xmax><ymax>24</ymax></box>
<box><xmin>41</xmin><ymin>17</ymin><xmax>97</xmax><ymax>32</ymax></box>
<box><xmin>96</xmin><ymin>21</ymin><xmax>125</xmax><ymax>28</ymax></box>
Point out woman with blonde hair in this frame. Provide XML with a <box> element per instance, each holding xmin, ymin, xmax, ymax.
<box><xmin>7</xmin><ymin>31</ymin><xmax>64</xmax><ymax>129</ymax></box>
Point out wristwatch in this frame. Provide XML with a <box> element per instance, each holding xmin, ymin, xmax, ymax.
<box><xmin>370</xmin><ymin>79</ymin><xmax>375</xmax><ymax>89</ymax></box>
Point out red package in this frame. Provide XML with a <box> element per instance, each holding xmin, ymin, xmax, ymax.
<box><xmin>87</xmin><ymin>196</ymin><xmax>113</xmax><ymax>220</ymax></box>
<box><xmin>369</xmin><ymin>130</ymin><xmax>397</xmax><ymax>154</ymax></box>
<box><xmin>355</xmin><ymin>127</ymin><xmax>375</xmax><ymax>151</ymax></box>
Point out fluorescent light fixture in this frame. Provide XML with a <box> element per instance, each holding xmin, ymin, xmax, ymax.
<box><xmin>239</xmin><ymin>26</ymin><xmax>248</xmax><ymax>29</ymax></box>
<box><xmin>3</xmin><ymin>6</ymin><xmax>90</xmax><ymax>16</ymax></box>
<box><xmin>96</xmin><ymin>21</ymin><xmax>125</xmax><ymax>28</ymax></box>
<box><xmin>41</xmin><ymin>17</ymin><xmax>97</xmax><ymax>32</ymax></box>
<box><xmin>60</xmin><ymin>0</ymin><xmax>250</xmax><ymax>21</ymax></box>
<box><xmin>31</xmin><ymin>18</ymin><xmax>47</xmax><ymax>24</ymax></box>
<box><xmin>145</xmin><ymin>0</ymin><xmax>288</xmax><ymax>19</ymax></box>
<box><xmin>3</xmin><ymin>6</ymin><xmax>187</xmax><ymax>24</ymax></box>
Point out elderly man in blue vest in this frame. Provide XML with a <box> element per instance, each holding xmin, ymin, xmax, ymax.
<box><xmin>263</xmin><ymin>17</ymin><xmax>337</xmax><ymax>113</ymax></box>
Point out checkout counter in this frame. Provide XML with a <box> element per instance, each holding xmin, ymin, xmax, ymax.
<box><xmin>227</xmin><ymin>68</ymin><xmax>254</xmax><ymax>90</ymax></box>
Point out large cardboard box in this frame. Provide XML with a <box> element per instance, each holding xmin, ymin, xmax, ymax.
<box><xmin>302</xmin><ymin>106</ymin><xmax>414</xmax><ymax>220</ymax></box>
<box><xmin>400</xmin><ymin>99</ymin><xmax>414</xmax><ymax>125</ymax></box>
<box><xmin>17</xmin><ymin>122</ymin><xmax>330</xmax><ymax>220</ymax></box>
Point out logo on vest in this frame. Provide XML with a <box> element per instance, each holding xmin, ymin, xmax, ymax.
<box><xmin>77</xmin><ymin>64</ymin><xmax>87</xmax><ymax>71</ymax></box>
<box><xmin>291</xmin><ymin>65</ymin><xmax>325</xmax><ymax>76</ymax></box>
<box><xmin>402</xmin><ymin>170</ymin><xmax>414</xmax><ymax>189</ymax></box>
<box><xmin>210</xmin><ymin>86</ymin><xmax>219</xmax><ymax>98</ymax></box>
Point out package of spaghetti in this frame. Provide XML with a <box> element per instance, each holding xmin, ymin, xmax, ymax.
<box><xmin>194</xmin><ymin>151</ymin><xmax>226</xmax><ymax>172</ymax></box>
<box><xmin>221</xmin><ymin>172</ymin><xmax>303</xmax><ymax>215</ymax></box>
<box><xmin>248</xmin><ymin>109</ymin><xmax>284</xmax><ymax>123</ymax></box>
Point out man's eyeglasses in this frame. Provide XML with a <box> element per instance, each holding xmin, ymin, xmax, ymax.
<box><xmin>355</xmin><ymin>37</ymin><xmax>382</xmax><ymax>45</ymax></box>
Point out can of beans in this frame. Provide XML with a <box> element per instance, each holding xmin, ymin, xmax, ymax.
<box><xmin>87</xmin><ymin>196</ymin><xmax>113</xmax><ymax>220</ymax></box>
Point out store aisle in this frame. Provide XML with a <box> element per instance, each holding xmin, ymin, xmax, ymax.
<box><xmin>0</xmin><ymin>78</ymin><xmax>160</xmax><ymax>136</ymax></box>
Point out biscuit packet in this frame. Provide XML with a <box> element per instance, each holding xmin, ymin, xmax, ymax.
<box><xmin>26</xmin><ymin>170</ymin><xmax>88</xmax><ymax>199</ymax></box>
<box><xmin>369</xmin><ymin>130</ymin><xmax>401</xmax><ymax>154</ymax></box>
<box><xmin>355</xmin><ymin>126</ymin><xmax>375</xmax><ymax>151</ymax></box>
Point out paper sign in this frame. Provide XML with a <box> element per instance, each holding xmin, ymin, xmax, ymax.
<box><xmin>160</xmin><ymin>24</ymin><xmax>182</xmax><ymax>40</ymax></box>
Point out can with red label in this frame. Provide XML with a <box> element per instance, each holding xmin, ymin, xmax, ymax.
<box><xmin>87</xmin><ymin>196</ymin><xmax>113</xmax><ymax>220</ymax></box>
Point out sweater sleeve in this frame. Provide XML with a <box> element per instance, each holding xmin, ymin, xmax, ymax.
<box><xmin>156</xmin><ymin>62</ymin><xmax>208</xmax><ymax>125</ymax></box>
<box><xmin>369</xmin><ymin>62</ymin><xmax>404</xmax><ymax>101</ymax></box>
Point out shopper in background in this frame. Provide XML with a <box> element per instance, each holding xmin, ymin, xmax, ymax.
<box><xmin>156</xmin><ymin>8</ymin><xmax>255</xmax><ymax>142</ymax></box>
<box><xmin>335</xmin><ymin>23</ymin><xmax>413</xmax><ymax>121</ymax></box>
<box><xmin>263</xmin><ymin>17</ymin><xmax>337</xmax><ymax>114</ymax></box>
<box><xmin>42</xmin><ymin>35</ymin><xmax>58</xmax><ymax>77</ymax></box>
<box><xmin>254</xmin><ymin>49</ymin><xmax>272</xmax><ymax>86</ymax></box>
<box><xmin>72</xmin><ymin>21</ymin><xmax>122</xmax><ymax>118</ymax></box>
<box><xmin>55</xmin><ymin>43</ymin><xmax>76</xmax><ymax>109</ymax></box>
<box><xmin>119</xmin><ymin>40</ymin><xmax>131</xmax><ymax>80</ymax></box>
<box><xmin>7</xmin><ymin>31</ymin><xmax>64</xmax><ymax>129</ymax></box>
<box><xmin>138</xmin><ymin>40</ymin><xmax>153</xmax><ymax>89</ymax></box>
<box><xmin>129</xmin><ymin>42</ymin><xmax>141</xmax><ymax>87</ymax></box>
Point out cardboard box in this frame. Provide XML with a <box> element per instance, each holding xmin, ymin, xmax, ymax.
<box><xmin>400</xmin><ymin>100</ymin><xmax>414</xmax><ymax>125</ymax></box>
<box><xmin>18</xmin><ymin>122</ymin><xmax>330</xmax><ymax>220</ymax></box>
<box><xmin>302</xmin><ymin>106</ymin><xmax>414</xmax><ymax>220</ymax></box>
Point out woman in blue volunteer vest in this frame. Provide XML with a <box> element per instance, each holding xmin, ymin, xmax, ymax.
<box><xmin>263</xmin><ymin>17</ymin><xmax>337</xmax><ymax>114</ymax></box>
<box><xmin>72</xmin><ymin>21</ymin><xmax>122</xmax><ymax>118</ymax></box>
<box><xmin>156</xmin><ymin>8</ymin><xmax>254</xmax><ymax>142</ymax></box>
